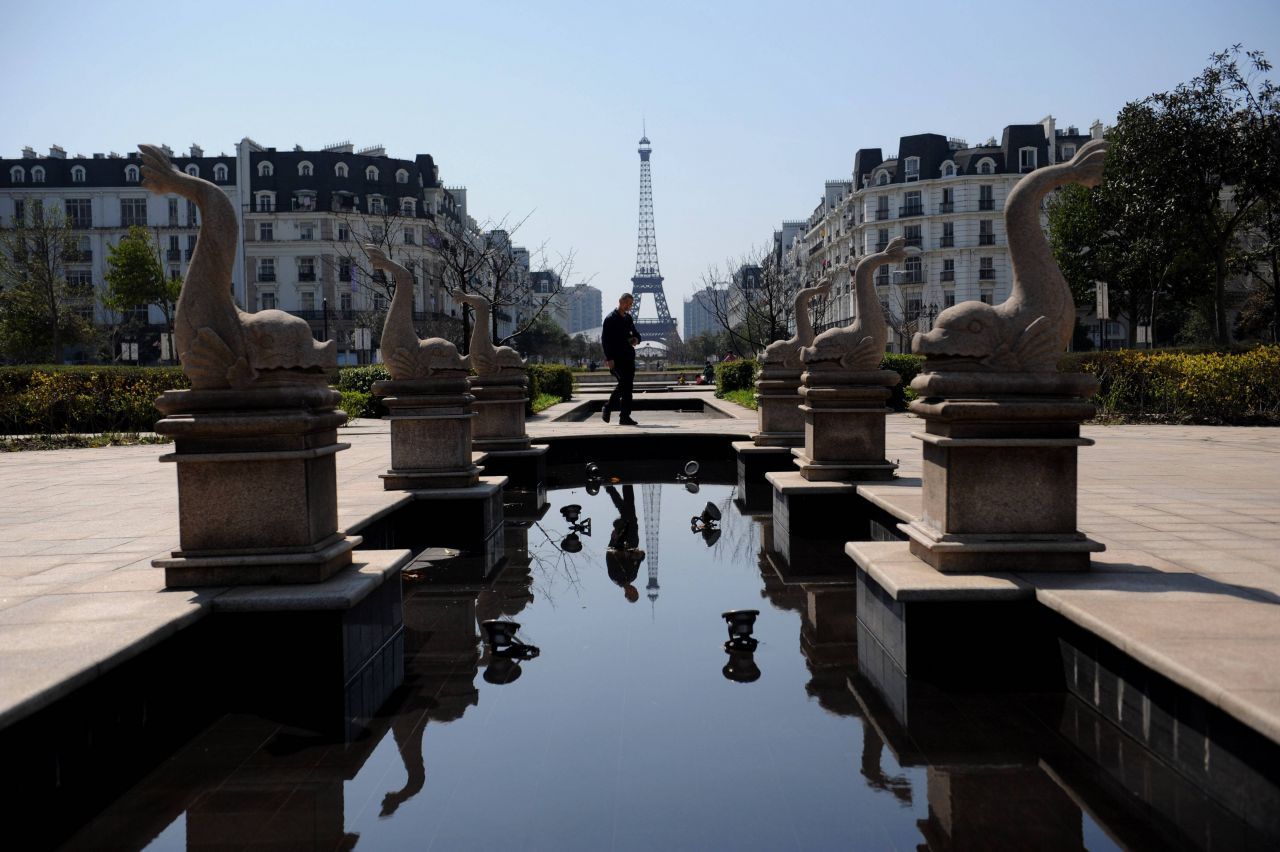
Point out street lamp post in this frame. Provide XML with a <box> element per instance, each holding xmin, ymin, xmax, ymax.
<box><xmin>322</xmin><ymin>296</ymin><xmax>329</xmax><ymax>342</ymax></box>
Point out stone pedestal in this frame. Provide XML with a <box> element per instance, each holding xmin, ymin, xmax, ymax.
<box><xmin>732</xmin><ymin>441</ymin><xmax>796</xmax><ymax>512</ymax></box>
<box><xmin>765</xmin><ymin>471</ymin><xmax>901</xmax><ymax>579</ymax></box>
<box><xmin>900</xmin><ymin>372</ymin><xmax>1105</xmax><ymax>573</ymax></box>
<box><xmin>752</xmin><ymin>368</ymin><xmax>805</xmax><ymax>447</ymax></box>
<box><xmin>469</xmin><ymin>374</ymin><xmax>546</xmax><ymax>486</ymax></box>
<box><xmin>793</xmin><ymin>369</ymin><xmax>900</xmax><ymax>482</ymax></box>
<box><xmin>151</xmin><ymin>386</ymin><xmax>358</xmax><ymax>587</ymax></box>
<box><xmin>373</xmin><ymin>377</ymin><xmax>483</xmax><ymax>490</ymax></box>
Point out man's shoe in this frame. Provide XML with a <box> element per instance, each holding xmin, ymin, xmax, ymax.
<box><xmin>619</xmin><ymin>416</ymin><xmax>639</xmax><ymax>426</ymax></box>
<box><xmin>602</xmin><ymin>407</ymin><xmax>611</xmax><ymax>423</ymax></box>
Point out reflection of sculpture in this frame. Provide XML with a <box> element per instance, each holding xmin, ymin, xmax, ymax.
<box><xmin>451</xmin><ymin>290</ymin><xmax>526</xmax><ymax>377</ymax></box>
<box><xmin>759</xmin><ymin>280</ymin><xmax>830</xmax><ymax>370</ymax></box>
<box><xmin>138</xmin><ymin>144</ymin><xmax>334</xmax><ymax>389</ymax></box>
<box><xmin>914</xmin><ymin>139</ymin><xmax>1109</xmax><ymax>372</ymax></box>
<box><xmin>363</xmin><ymin>246</ymin><xmax>467</xmax><ymax>380</ymax></box>
<box><xmin>803</xmin><ymin>237</ymin><xmax>910</xmax><ymax>371</ymax></box>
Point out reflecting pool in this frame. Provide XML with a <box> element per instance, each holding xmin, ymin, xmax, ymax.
<box><xmin>57</xmin><ymin>483</ymin><xmax>1269</xmax><ymax>851</ymax></box>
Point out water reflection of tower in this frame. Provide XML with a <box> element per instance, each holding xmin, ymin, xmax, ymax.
<box><xmin>642</xmin><ymin>483</ymin><xmax>661</xmax><ymax>607</ymax></box>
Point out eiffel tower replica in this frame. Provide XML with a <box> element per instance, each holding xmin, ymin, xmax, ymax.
<box><xmin>631</xmin><ymin>133</ymin><xmax>679</xmax><ymax>346</ymax></box>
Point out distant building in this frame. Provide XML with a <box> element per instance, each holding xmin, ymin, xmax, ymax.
<box><xmin>531</xmin><ymin>269</ymin><xmax>570</xmax><ymax>331</ymax></box>
<box><xmin>684</xmin><ymin>287</ymin><xmax>726</xmax><ymax>340</ymax></box>
<box><xmin>564</xmin><ymin>283</ymin><xmax>602</xmax><ymax>334</ymax></box>
<box><xmin>798</xmin><ymin>116</ymin><xmax>1105</xmax><ymax>351</ymax></box>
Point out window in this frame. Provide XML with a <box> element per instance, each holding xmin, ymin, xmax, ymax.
<box><xmin>186</xmin><ymin>234</ymin><xmax>196</xmax><ymax>260</ymax></box>
<box><xmin>300</xmin><ymin>291</ymin><xmax>316</xmax><ymax>311</ymax></box>
<box><xmin>396</xmin><ymin>169</ymin><xmax>409</xmax><ymax>184</ymax></box>
<box><xmin>941</xmin><ymin>221</ymin><xmax>954</xmax><ymax>247</ymax></box>
<box><xmin>298</xmin><ymin>161</ymin><xmax>313</xmax><ymax>177</ymax></box>
<box><xmin>299</xmin><ymin>222</ymin><xmax>315</xmax><ymax>240</ymax></box>
<box><xmin>298</xmin><ymin>257</ymin><xmax>316</xmax><ymax>281</ymax></box>
<box><xmin>369</xmin><ymin>196</ymin><xmax>384</xmax><ymax>214</ymax></box>
<box><xmin>339</xmin><ymin>261</ymin><xmax>352</xmax><ymax>282</ymax></box>
<box><xmin>71</xmin><ymin>165</ymin><xmax>86</xmax><ymax>183</ymax></box>
<box><xmin>404</xmin><ymin>227</ymin><xmax>415</xmax><ymax>244</ymax></box>
<box><xmin>977</xmin><ymin>158</ymin><xmax>995</xmax><ymax>175</ymax></box>
<box><xmin>979</xmin><ymin>257</ymin><xmax>995</xmax><ymax>281</ymax></box>
<box><xmin>875</xmin><ymin>265</ymin><xmax>890</xmax><ymax>286</ymax></box>
<box><xmin>980</xmin><ymin>287</ymin><xmax>994</xmax><ymax>305</ymax></box>
<box><xmin>185</xmin><ymin>164</ymin><xmax>200</xmax><ymax>177</ymax></box>
<box><xmin>337</xmin><ymin>224</ymin><xmax>349</xmax><ymax>241</ymax></box>
<box><xmin>10</xmin><ymin>165</ymin><xmax>25</xmax><ymax>183</ymax></box>
<box><xmin>259</xmin><ymin>290</ymin><xmax>276</xmax><ymax>310</ymax></box>
<box><xmin>373</xmin><ymin>292</ymin><xmax>387</xmax><ymax>311</ymax></box>
<box><xmin>941</xmin><ymin>258</ymin><xmax>955</xmax><ymax>282</ymax></box>
<box><xmin>124</xmin><ymin>164</ymin><xmax>140</xmax><ymax>183</ymax></box>
<box><xmin>904</xmin><ymin>224</ymin><xmax>922</xmax><ymax>248</ymax></box>
<box><xmin>1019</xmin><ymin>147</ymin><xmax>1038</xmax><ymax>172</ymax></box>
<box><xmin>876</xmin><ymin>196</ymin><xmax>890</xmax><ymax>220</ymax></box>
<box><xmin>366</xmin><ymin>165</ymin><xmax>379</xmax><ymax>181</ymax></box>
<box><xmin>904</xmin><ymin>256</ymin><xmax>923</xmax><ymax>284</ymax></box>
<box><xmin>1061</xmin><ymin>145</ymin><xmax>1076</xmax><ymax>161</ymax></box>
<box><xmin>943</xmin><ymin>287</ymin><xmax>956</xmax><ymax>308</ymax></box>
<box><xmin>167</xmin><ymin>234</ymin><xmax>181</xmax><ymax>261</ymax></box>
<box><xmin>13</xmin><ymin>199</ymin><xmax>25</xmax><ymax>224</ymax></box>
<box><xmin>340</xmin><ymin>292</ymin><xmax>352</xmax><ymax>313</ymax></box>
<box><xmin>120</xmin><ymin>198</ymin><xmax>148</xmax><ymax>227</ymax></box>
<box><xmin>401</xmin><ymin>199</ymin><xmax>415</xmax><ymax>215</ymax></box>
<box><xmin>168</xmin><ymin>198</ymin><xmax>179</xmax><ymax>225</ymax></box>
<box><xmin>904</xmin><ymin>156</ymin><xmax>920</xmax><ymax>182</ymax></box>
<box><xmin>258</xmin><ymin>161</ymin><xmax>274</xmax><ymax>177</ymax></box>
<box><xmin>979</xmin><ymin>220</ymin><xmax>995</xmax><ymax>245</ymax></box>
<box><xmin>258</xmin><ymin>258</ymin><xmax>276</xmax><ymax>282</ymax></box>
<box><xmin>940</xmin><ymin>187</ymin><xmax>954</xmax><ymax>213</ymax></box>
<box><xmin>876</xmin><ymin>228</ymin><xmax>889</xmax><ymax>252</ymax></box>
<box><xmin>979</xmin><ymin>184</ymin><xmax>994</xmax><ymax>211</ymax></box>
<box><xmin>213</xmin><ymin>163</ymin><xmax>228</xmax><ymax>181</ymax></box>
<box><xmin>31</xmin><ymin>166</ymin><xmax>45</xmax><ymax>183</ymax></box>
<box><xmin>941</xmin><ymin>161</ymin><xmax>956</xmax><ymax>177</ymax></box>
<box><xmin>905</xmin><ymin>289</ymin><xmax>922</xmax><ymax>317</ymax></box>
<box><xmin>259</xmin><ymin>221</ymin><xmax>273</xmax><ymax>241</ymax></box>
<box><xmin>875</xmin><ymin>170</ymin><xmax>889</xmax><ymax>186</ymax></box>
<box><xmin>66</xmin><ymin>198</ymin><xmax>92</xmax><ymax>229</ymax></box>
<box><xmin>901</xmin><ymin>190</ymin><xmax>922</xmax><ymax>216</ymax></box>
<box><xmin>187</xmin><ymin>200</ymin><xmax>197</xmax><ymax>226</ymax></box>
<box><xmin>335</xmin><ymin>162</ymin><xmax>348</xmax><ymax>178</ymax></box>
<box><xmin>66</xmin><ymin>269</ymin><xmax>94</xmax><ymax>296</ymax></box>
<box><xmin>255</xmin><ymin>192</ymin><xmax>274</xmax><ymax>212</ymax></box>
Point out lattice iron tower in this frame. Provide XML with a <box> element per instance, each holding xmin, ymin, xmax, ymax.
<box><xmin>642</xmin><ymin>483</ymin><xmax>661</xmax><ymax>609</ymax></box>
<box><xmin>631</xmin><ymin>134</ymin><xmax>680</xmax><ymax>346</ymax></box>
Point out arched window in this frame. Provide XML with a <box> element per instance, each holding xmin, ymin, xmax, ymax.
<box><xmin>258</xmin><ymin>161</ymin><xmax>274</xmax><ymax>177</ymax></box>
<box><xmin>875</xmin><ymin>170</ymin><xmax>889</xmax><ymax>186</ymax></box>
<box><xmin>298</xmin><ymin>160</ymin><xmax>313</xmax><ymax>177</ymax></box>
<box><xmin>335</xmin><ymin>162</ymin><xmax>348</xmax><ymax>178</ymax></box>
<box><xmin>71</xmin><ymin>165</ymin><xmax>86</xmax><ymax>183</ymax></box>
<box><xmin>395</xmin><ymin>169</ymin><xmax>409</xmax><ymax>184</ymax></box>
<box><xmin>366</xmin><ymin>165</ymin><xmax>379</xmax><ymax>181</ymax></box>
<box><xmin>977</xmin><ymin>158</ymin><xmax>995</xmax><ymax>175</ymax></box>
<box><xmin>31</xmin><ymin>166</ymin><xmax>45</xmax><ymax>183</ymax></box>
<box><xmin>185</xmin><ymin>164</ymin><xmax>200</xmax><ymax>177</ymax></box>
<box><xmin>124</xmin><ymin>164</ymin><xmax>140</xmax><ymax>183</ymax></box>
<box><xmin>940</xmin><ymin>160</ymin><xmax>956</xmax><ymax>177</ymax></box>
<box><xmin>213</xmin><ymin>163</ymin><xmax>228</xmax><ymax>181</ymax></box>
<box><xmin>9</xmin><ymin>166</ymin><xmax>24</xmax><ymax>183</ymax></box>
<box><xmin>904</xmin><ymin>156</ymin><xmax>920</xmax><ymax>182</ymax></box>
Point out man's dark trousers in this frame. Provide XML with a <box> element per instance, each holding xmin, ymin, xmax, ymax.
<box><xmin>607</xmin><ymin>359</ymin><xmax>635</xmax><ymax>417</ymax></box>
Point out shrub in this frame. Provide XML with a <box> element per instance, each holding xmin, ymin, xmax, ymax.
<box><xmin>526</xmin><ymin>364</ymin><xmax>574</xmax><ymax>414</ymax></box>
<box><xmin>338</xmin><ymin>390</ymin><xmax>374</xmax><ymax>424</ymax></box>
<box><xmin>336</xmin><ymin>365</ymin><xmax>392</xmax><ymax>418</ymax></box>
<box><xmin>880</xmin><ymin>353</ymin><xmax>924</xmax><ymax>411</ymax></box>
<box><xmin>0</xmin><ymin>365</ymin><xmax>188</xmax><ymax>434</ymax></box>
<box><xmin>715</xmin><ymin>359</ymin><xmax>757</xmax><ymax>395</ymax></box>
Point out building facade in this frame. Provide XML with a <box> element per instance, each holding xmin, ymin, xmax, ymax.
<box><xmin>798</xmin><ymin>116</ymin><xmax>1104</xmax><ymax>351</ymax></box>
<box><xmin>684</xmin><ymin>286</ymin><xmax>726</xmax><ymax>340</ymax></box>
<box><xmin>563</xmin><ymin>283</ymin><xmax>602</xmax><ymax>334</ymax></box>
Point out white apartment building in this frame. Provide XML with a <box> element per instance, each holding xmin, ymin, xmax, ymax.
<box><xmin>800</xmin><ymin>116</ymin><xmax>1104</xmax><ymax>352</ymax></box>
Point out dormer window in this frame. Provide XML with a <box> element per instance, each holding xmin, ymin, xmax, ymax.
<box><xmin>335</xmin><ymin>162</ymin><xmax>348</xmax><ymax>178</ymax></box>
<box><xmin>298</xmin><ymin>161</ymin><xmax>313</xmax><ymax>177</ymax></box>
<box><xmin>904</xmin><ymin>157</ymin><xmax>920</xmax><ymax>182</ymax></box>
<box><xmin>941</xmin><ymin>161</ymin><xmax>956</xmax><ymax>177</ymax></box>
<box><xmin>401</xmin><ymin>198</ymin><xmax>416</xmax><ymax>215</ymax></box>
<box><xmin>366</xmin><ymin>166</ymin><xmax>380</xmax><ymax>181</ymax></box>
<box><xmin>213</xmin><ymin>163</ymin><xmax>228</xmax><ymax>181</ymax></box>
<box><xmin>71</xmin><ymin>165</ymin><xmax>86</xmax><ymax>183</ymax></box>
<box><xmin>395</xmin><ymin>169</ymin><xmax>409</xmax><ymax>184</ymax></box>
<box><xmin>977</xmin><ymin>158</ymin><xmax>995</xmax><ymax>175</ymax></box>
<box><xmin>1019</xmin><ymin>147</ymin><xmax>1038</xmax><ymax>172</ymax></box>
<box><xmin>258</xmin><ymin>161</ymin><xmax>274</xmax><ymax>177</ymax></box>
<box><xmin>875</xmin><ymin>170</ymin><xmax>889</xmax><ymax>186</ymax></box>
<box><xmin>31</xmin><ymin>166</ymin><xmax>45</xmax><ymax>183</ymax></box>
<box><xmin>124</xmin><ymin>164</ymin><xmax>140</xmax><ymax>183</ymax></box>
<box><xmin>368</xmin><ymin>195</ymin><xmax>384</xmax><ymax>214</ymax></box>
<box><xmin>185</xmin><ymin>164</ymin><xmax>200</xmax><ymax>177</ymax></box>
<box><xmin>9</xmin><ymin>165</ymin><xmax>24</xmax><ymax>183</ymax></box>
<box><xmin>1061</xmin><ymin>145</ymin><xmax>1076</xmax><ymax>161</ymax></box>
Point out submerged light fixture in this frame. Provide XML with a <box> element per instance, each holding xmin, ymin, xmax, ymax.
<box><xmin>690</xmin><ymin>501</ymin><xmax>721</xmax><ymax>532</ymax></box>
<box><xmin>722</xmin><ymin>644</ymin><xmax>762</xmax><ymax>683</ymax></box>
<box><xmin>721</xmin><ymin>609</ymin><xmax>760</xmax><ymax>651</ymax></box>
<box><xmin>480</xmin><ymin>619</ymin><xmax>541</xmax><ymax>685</ymax></box>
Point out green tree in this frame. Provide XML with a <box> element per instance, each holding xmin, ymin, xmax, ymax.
<box><xmin>0</xmin><ymin>204</ymin><xmax>92</xmax><ymax>363</ymax></box>
<box><xmin>103</xmin><ymin>226</ymin><xmax>181</xmax><ymax>361</ymax></box>
<box><xmin>515</xmin><ymin>312</ymin><xmax>570</xmax><ymax>361</ymax></box>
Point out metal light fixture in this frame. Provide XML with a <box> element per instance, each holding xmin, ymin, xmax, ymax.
<box><xmin>480</xmin><ymin>619</ymin><xmax>541</xmax><ymax>686</ymax></box>
<box><xmin>560</xmin><ymin>532</ymin><xmax>583</xmax><ymax>553</ymax></box>
<box><xmin>722</xmin><ymin>644</ymin><xmax>762</xmax><ymax>683</ymax></box>
<box><xmin>721</xmin><ymin>609</ymin><xmax>760</xmax><ymax>651</ymax></box>
<box><xmin>560</xmin><ymin>504</ymin><xmax>582</xmax><ymax>523</ymax></box>
<box><xmin>690</xmin><ymin>501</ymin><xmax>721</xmax><ymax>533</ymax></box>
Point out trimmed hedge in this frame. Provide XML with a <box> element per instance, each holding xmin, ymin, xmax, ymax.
<box><xmin>335</xmin><ymin>364</ymin><xmax>391</xmax><ymax>418</ymax></box>
<box><xmin>0</xmin><ymin>365</ymin><xmax>188</xmax><ymax>434</ymax></box>
<box><xmin>527</xmin><ymin>364</ymin><xmax>574</xmax><ymax>413</ymax></box>
<box><xmin>333</xmin><ymin>362</ymin><xmax>574</xmax><ymax>417</ymax></box>
<box><xmin>714</xmin><ymin>359</ymin><xmax>758</xmax><ymax>395</ymax></box>
<box><xmin>1058</xmin><ymin>346</ymin><xmax>1280</xmax><ymax>424</ymax></box>
<box><xmin>881</xmin><ymin>354</ymin><xmax>924</xmax><ymax>411</ymax></box>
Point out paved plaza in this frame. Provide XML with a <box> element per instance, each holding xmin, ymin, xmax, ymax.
<box><xmin>1</xmin><ymin>402</ymin><xmax>1278</xmax><ymax>746</ymax></box>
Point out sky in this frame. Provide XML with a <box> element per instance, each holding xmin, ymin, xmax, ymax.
<box><xmin>3</xmin><ymin>0</ymin><xmax>1277</xmax><ymax>327</ymax></box>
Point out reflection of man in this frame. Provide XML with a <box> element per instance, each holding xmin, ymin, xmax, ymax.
<box><xmin>605</xmin><ymin>484</ymin><xmax>645</xmax><ymax>602</ymax></box>
<box><xmin>601</xmin><ymin>293</ymin><xmax>641</xmax><ymax>426</ymax></box>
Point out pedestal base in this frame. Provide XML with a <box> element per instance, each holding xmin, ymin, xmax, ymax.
<box><xmin>902</xmin><ymin>520</ymin><xmax>1104</xmax><ymax>573</ymax></box>
<box><xmin>732</xmin><ymin>441</ymin><xmax>798</xmax><ymax>512</ymax></box>
<box><xmin>470</xmin><ymin>375</ymin><xmax>531</xmax><ymax>453</ymax></box>
<box><xmin>754</xmin><ymin>371</ymin><xmax>804</xmax><ymax>447</ymax></box>
<box><xmin>766</xmin><ymin>471</ymin><xmax>902</xmax><ymax>579</ymax></box>
<box><xmin>473</xmin><ymin>444</ymin><xmax>548</xmax><ymax>488</ymax></box>
<box><xmin>797</xmin><ymin>369</ymin><xmax>900</xmax><ymax>482</ymax></box>
<box><xmin>157</xmin><ymin>533</ymin><xmax>360</xmax><ymax>587</ymax></box>
<box><xmin>375</xmin><ymin>378</ymin><xmax>482</xmax><ymax>490</ymax></box>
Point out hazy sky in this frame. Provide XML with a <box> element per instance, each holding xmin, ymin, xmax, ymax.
<box><xmin>3</xmin><ymin>0</ymin><xmax>1277</xmax><ymax>325</ymax></box>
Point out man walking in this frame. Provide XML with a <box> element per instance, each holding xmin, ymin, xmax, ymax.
<box><xmin>601</xmin><ymin>292</ymin><xmax>641</xmax><ymax>425</ymax></box>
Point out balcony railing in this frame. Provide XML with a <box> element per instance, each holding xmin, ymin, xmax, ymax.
<box><xmin>904</xmin><ymin>236</ymin><xmax>922</xmax><ymax>248</ymax></box>
<box><xmin>979</xmin><ymin>269</ymin><xmax>996</xmax><ymax>280</ymax></box>
<box><xmin>71</xmin><ymin>250</ymin><xmax>93</xmax><ymax>262</ymax></box>
<box><xmin>938</xmin><ymin>201</ymin><xmax>954</xmax><ymax>213</ymax></box>
<box><xmin>292</xmin><ymin>198</ymin><xmax>318</xmax><ymax>212</ymax></box>
<box><xmin>978</xmin><ymin>199</ymin><xmax>994</xmax><ymax>211</ymax></box>
<box><xmin>940</xmin><ymin>270</ymin><xmax>955</xmax><ymax>282</ymax></box>
<box><xmin>298</xmin><ymin>271</ymin><xmax>317</xmax><ymax>282</ymax></box>
<box><xmin>121</xmin><ymin>217</ymin><xmax>148</xmax><ymax>228</ymax></box>
<box><xmin>874</xmin><ymin>241</ymin><xmax>888</xmax><ymax>252</ymax></box>
<box><xmin>900</xmin><ymin>272</ymin><xmax>924</xmax><ymax>284</ymax></box>
<box><xmin>253</xmin><ymin>200</ymin><xmax>274</xmax><ymax>213</ymax></box>
<box><xmin>808</xmin><ymin>239</ymin><xmax>826</xmax><ymax>256</ymax></box>
<box><xmin>69</xmin><ymin>218</ymin><xmax>93</xmax><ymax>230</ymax></box>
<box><xmin>898</xmin><ymin>204</ymin><xmax>923</xmax><ymax>217</ymax></box>
<box><xmin>258</xmin><ymin>272</ymin><xmax>276</xmax><ymax>282</ymax></box>
<box><xmin>940</xmin><ymin>235</ymin><xmax>955</xmax><ymax>248</ymax></box>
<box><xmin>874</xmin><ymin>208</ymin><xmax>891</xmax><ymax>221</ymax></box>
<box><xmin>166</xmin><ymin>249</ymin><xmax>181</xmax><ymax>260</ymax></box>
<box><xmin>979</xmin><ymin>234</ymin><xmax>995</xmax><ymax>246</ymax></box>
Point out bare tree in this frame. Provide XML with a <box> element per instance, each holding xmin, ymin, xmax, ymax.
<box><xmin>700</xmin><ymin>245</ymin><xmax>806</xmax><ymax>356</ymax></box>
<box><xmin>0</xmin><ymin>204</ymin><xmax>92</xmax><ymax>363</ymax></box>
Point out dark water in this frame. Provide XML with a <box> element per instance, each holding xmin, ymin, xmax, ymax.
<box><xmin>63</xmin><ymin>484</ymin><xmax>1178</xmax><ymax>850</ymax></box>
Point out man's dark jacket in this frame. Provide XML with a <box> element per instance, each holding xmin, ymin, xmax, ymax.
<box><xmin>601</xmin><ymin>309</ymin><xmax>642</xmax><ymax>363</ymax></box>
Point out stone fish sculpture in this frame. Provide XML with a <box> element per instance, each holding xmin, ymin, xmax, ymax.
<box><xmin>913</xmin><ymin>138</ymin><xmax>1109</xmax><ymax>372</ymax></box>
<box><xmin>362</xmin><ymin>246</ymin><xmax>467</xmax><ymax>380</ymax></box>
<box><xmin>758</xmin><ymin>280</ymin><xmax>831</xmax><ymax>371</ymax></box>
<box><xmin>451</xmin><ymin>290</ymin><xmax>526</xmax><ymax>377</ymax></box>
<box><xmin>803</xmin><ymin>236</ymin><xmax>913</xmax><ymax>372</ymax></box>
<box><xmin>138</xmin><ymin>144</ymin><xmax>334</xmax><ymax>388</ymax></box>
